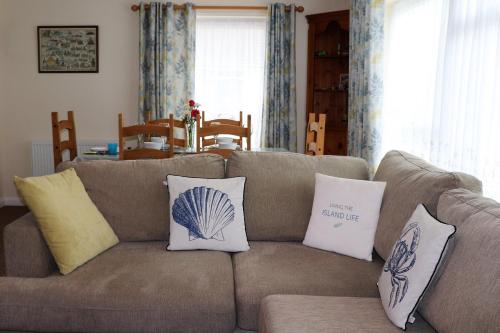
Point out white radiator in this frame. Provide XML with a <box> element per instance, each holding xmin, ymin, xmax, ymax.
<box><xmin>31</xmin><ymin>140</ymin><xmax>114</xmax><ymax>176</ymax></box>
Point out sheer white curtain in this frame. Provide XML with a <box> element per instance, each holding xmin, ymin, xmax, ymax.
<box><xmin>195</xmin><ymin>13</ymin><xmax>266</xmax><ymax>148</ymax></box>
<box><xmin>383</xmin><ymin>0</ymin><xmax>500</xmax><ymax>200</ymax></box>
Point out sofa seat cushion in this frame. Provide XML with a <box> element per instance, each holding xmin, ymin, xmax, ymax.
<box><xmin>259</xmin><ymin>295</ymin><xmax>436</xmax><ymax>333</ymax></box>
<box><xmin>233</xmin><ymin>241</ymin><xmax>384</xmax><ymax>330</ymax></box>
<box><xmin>0</xmin><ymin>242</ymin><xmax>235</xmax><ymax>333</ymax></box>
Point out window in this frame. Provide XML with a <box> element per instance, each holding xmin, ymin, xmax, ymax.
<box><xmin>383</xmin><ymin>0</ymin><xmax>500</xmax><ymax>200</ymax></box>
<box><xmin>195</xmin><ymin>13</ymin><xmax>267</xmax><ymax>148</ymax></box>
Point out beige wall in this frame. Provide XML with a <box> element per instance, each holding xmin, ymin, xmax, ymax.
<box><xmin>0</xmin><ymin>0</ymin><xmax>349</xmax><ymax>203</ymax></box>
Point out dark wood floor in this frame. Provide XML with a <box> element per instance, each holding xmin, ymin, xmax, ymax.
<box><xmin>0</xmin><ymin>206</ymin><xmax>29</xmax><ymax>275</ymax></box>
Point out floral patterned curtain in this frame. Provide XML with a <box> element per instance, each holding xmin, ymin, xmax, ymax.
<box><xmin>261</xmin><ymin>3</ymin><xmax>297</xmax><ymax>151</ymax></box>
<box><xmin>139</xmin><ymin>2</ymin><xmax>195</xmax><ymax>122</ymax></box>
<box><xmin>348</xmin><ymin>0</ymin><xmax>384</xmax><ymax>170</ymax></box>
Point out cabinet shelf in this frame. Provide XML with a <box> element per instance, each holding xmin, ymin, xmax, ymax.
<box><xmin>315</xmin><ymin>55</ymin><xmax>349</xmax><ymax>59</ymax></box>
<box><xmin>314</xmin><ymin>88</ymin><xmax>348</xmax><ymax>93</ymax></box>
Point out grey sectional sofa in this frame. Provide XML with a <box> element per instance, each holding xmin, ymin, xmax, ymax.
<box><xmin>1</xmin><ymin>150</ymin><xmax>496</xmax><ymax>333</ymax></box>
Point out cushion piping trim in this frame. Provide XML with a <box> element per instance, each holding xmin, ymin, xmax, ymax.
<box><xmin>441</xmin><ymin>190</ymin><xmax>500</xmax><ymax>219</ymax></box>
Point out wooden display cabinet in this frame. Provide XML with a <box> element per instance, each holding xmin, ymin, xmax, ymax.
<box><xmin>306</xmin><ymin>10</ymin><xmax>349</xmax><ymax>155</ymax></box>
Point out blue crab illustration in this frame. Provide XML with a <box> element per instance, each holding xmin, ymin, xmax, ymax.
<box><xmin>384</xmin><ymin>222</ymin><xmax>421</xmax><ymax>308</ymax></box>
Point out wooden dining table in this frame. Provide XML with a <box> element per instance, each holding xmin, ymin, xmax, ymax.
<box><xmin>76</xmin><ymin>147</ymin><xmax>288</xmax><ymax>162</ymax></box>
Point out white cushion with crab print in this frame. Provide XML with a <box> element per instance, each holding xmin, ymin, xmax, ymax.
<box><xmin>378</xmin><ymin>204</ymin><xmax>456</xmax><ymax>329</ymax></box>
<box><xmin>166</xmin><ymin>175</ymin><xmax>250</xmax><ymax>252</ymax></box>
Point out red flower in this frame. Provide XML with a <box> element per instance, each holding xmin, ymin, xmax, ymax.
<box><xmin>189</xmin><ymin>100</ymin><xmax>196</xmax><ymax>107</ymax></box>
<box><xmin>191</xmin><ymin>109</ymin><xmax>200</xmax><ymax>118</ymax></box>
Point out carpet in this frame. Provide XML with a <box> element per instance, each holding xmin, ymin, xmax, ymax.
<box><xmin>0</xmin><ymin>206</ymin><xmax>29</xmax><ymax>275</ymax></box>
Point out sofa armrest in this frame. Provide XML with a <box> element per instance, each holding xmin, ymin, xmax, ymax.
<box><xmin>3</xmin><ymin>213</ymin><xmax>56</xmax><ymax>277</ymax></box>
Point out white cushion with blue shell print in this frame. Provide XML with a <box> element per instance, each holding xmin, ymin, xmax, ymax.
<box><xmin>166</xmin><ymin>175</ymin><xmax>250</xmax><ymax>252</ymax></box>
<box><xmin>378</xmin><ymin>204</ymin><xmax>456</xmax><ymax>329</ymax></box>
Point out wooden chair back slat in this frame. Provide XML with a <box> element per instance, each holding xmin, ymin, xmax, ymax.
<box><xmin>121</xmin><ymin>124</ymin><xmax>169</xmax><ymax>137</ymax></box>
<box><xmin>201</xmin><ymin>111</ymin><xmax>243</xmax><ymax>146</ymax></box>
<box><xmin>51</xmin><ymin>111</ymin><xmax>77</xmax><ymax>169</ymax></box>
<box><xmin>145</xmin><ymin>113</ymin><xmax>187</xmax><ymax>149</ymax></box>
<box><xmin>305</xmin><ymin>113</ymin><xmax>326</xmax><ymax>156</ymax></box>
<box><xmin>203</xmin><ymin>118</ymin><xmax>241</xmax><ymax>127</ymax></box>
<box><xmin>196</xmin><ymin>113</ymin><xmax>251</xmax><ymax>157</ymax></box>
<box><xmin>198</xmin><ymin>124</ymin><xmax>248</xmax><ymax>137</ymax></box>
<box><xmin>58</xmin><ymin>120</ymin><xmax>74</xmax><ymax>130</ymax></box>
<box><xmin>118</xmin><ymin>113</ymin><xmax>173</xmax><ymax>160</ymax></box>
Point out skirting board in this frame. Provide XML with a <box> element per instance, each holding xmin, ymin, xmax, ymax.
<box><xmin>0</xmin><ymin>197</ymin><xmax>24</xmax><ymax>206</ymax></box>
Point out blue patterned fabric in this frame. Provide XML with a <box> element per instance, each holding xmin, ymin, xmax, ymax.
<box><xmin>261</xmin><ymin>3</ymin><xmax>297</xmax><ymax>152</ymax></box>
<box><xmin>139</xmin><ymin>2</ymin><xmax>195</xmax><ymax>121</ymax></box>
<box><xmin>348</xmin><ymin>0</ymin><xmax>384</xmax><ymax>170</ymax></box>
<box><xmin>172</xmin><ymin>186</ymin><xmax>235</xmax><ymax>241</ymax></box>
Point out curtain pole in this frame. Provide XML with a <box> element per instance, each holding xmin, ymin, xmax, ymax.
<box><xmin>130</xmin><ymin>4</ymin><xmax>305</xmax><ymax>13</ymax></box>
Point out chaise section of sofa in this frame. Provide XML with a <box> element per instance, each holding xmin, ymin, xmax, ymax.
<box><xmin>257</xmin><ymin>188</ymin><xmax>499</xmax><ymax>333</ymax></box>
<box><xmin>259</xmin><ymin>295</ymin><xmax>435</xmax><ymax>333</ymax></box>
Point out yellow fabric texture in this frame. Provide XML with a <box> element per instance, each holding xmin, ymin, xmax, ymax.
<box><xmin>14</xmin><ymin>168</ymin><xmax>119</xmax><ymax>275</ymax></box>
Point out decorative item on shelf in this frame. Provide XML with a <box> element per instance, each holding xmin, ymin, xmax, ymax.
<box><xmin>315</xmin><ymin>50</ymin><xmax>328</xmax><ymax>57</ymax></box>
<box><xmin>182</xmin><ymin>99</ymin><xmax>201</xmax><ymax>152</ymax></box>
<box><xmin>339</xmin><ymin>73</ymin><xmax>349</xmax><ymax>91</ymax></box>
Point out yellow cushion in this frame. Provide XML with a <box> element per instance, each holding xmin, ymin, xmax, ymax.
<box><xmin>14</xmin><ymin>168</ymin><xmax>119</xmax><ymax>275</ymax></box>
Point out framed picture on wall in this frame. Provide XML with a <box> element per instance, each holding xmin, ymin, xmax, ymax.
<box><xmin>37</xmin><ymin>25</ymin><xmax>98</xmax><ymax>73</ymax></box>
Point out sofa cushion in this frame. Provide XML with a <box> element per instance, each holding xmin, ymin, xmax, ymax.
<box><xmin>379</xmin><ymin>204</ymin><xmax>456</xmax><ymax>329</ymax></box>
<box><xmin>226</xmin><ymin>152</ymin><xmax>370</xmax><ymax>241</ymax></box>
<box><xmin>259</xmin><ymin>295</ymin><xmax>436</xmax><ymax>333</ymax></box>
<box><xmin>14</xmin><ymin>168</ymin><xmax>119</xmax><ymax>275</ymax></box>
<box><xmin>419</xmin><ymin>189</ymin><xmax>500</xmax><ymax>333</ymax></box>
<box><xmin>233</xmin><ymin>241</ymin><xmax>383</xmax><ymax>330</ymax></box>
<box><xmin>59</xmin><ymin>154</ymin><xmax>225</xmax><ymax>241</ymax></box>
<box><xmin>0</xmin><ymin>242</ymin><xmax>235</xmax><ymax>333</ymax></box>
<box><xmin>373</xmin><ymin>150</ymin><xmax>481</xmax><ymax>259</ymax></box>
<box><xmin>4</xmin><ymin>213</ymin><xmax>56</xmax><ymax>277</ymax></box>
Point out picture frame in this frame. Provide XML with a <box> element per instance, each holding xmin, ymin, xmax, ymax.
<box><xmin>37</xmin><ymin>25</ymin><xmax>98</xmax><ymax>73</ymax></box>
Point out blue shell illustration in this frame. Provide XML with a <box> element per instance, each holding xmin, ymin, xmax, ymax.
<box><xmin>384</xmin><ymin>222</ymin><xmax>421</xmax><ymax>308</ymax></box>
<box><xmin>172</xmin><ymin>186</ymin><xmax>235</xmax><ymax>241</ymax></box>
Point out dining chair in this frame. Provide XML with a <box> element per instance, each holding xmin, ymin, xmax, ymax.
<box><xmin>51</xmin><ymin>111</ymin><xmax>78</xmax><ymax>169</ymax></box>
<box><xmin>201</xmin><ymin>111</ymin><xmax>244</xmax><ymax>147</ymax></box>
<box><xmin>196</xmin><ymin>113</ymin><xmax>251</xmax><ymax>158</ymax></box>
<box><xmin>305</xmin><ymin>113</ymin><xmax>326</xmax><ymax>156</ymax></box>
<box><xmin>144</xmin><ymin>113</ymin><xmax>187</xmax><ymax>150</ymax></box>
<box><xmin>118</xmin><ymin>113</ymin><xmax>173</xmax><ymax>160</ymax></box>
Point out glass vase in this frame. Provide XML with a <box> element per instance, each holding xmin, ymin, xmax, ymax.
<box><xmin>186</xmin><ymin>123</ymin><xmax>196</xmax><ymax>152</ymax></box>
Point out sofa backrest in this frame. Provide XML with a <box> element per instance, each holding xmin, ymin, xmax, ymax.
<box><xmin>59</xmin><ymin>155</ymin><xmax>225</xmax><ymax>241</ymax></box>
<box><xmin>419</xmin><ymin>188</ymin><xmax>500</xmax><ymax>333</ymax></box>
<box><xmin>373</xmin><ymin>150</ymin><xmax>482</xmax><ymax>259</ymax></box>
<box><xmin>226</xmin><ymin>152</ymin><xmax>370</xmax><ymax>241</ymax></box>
